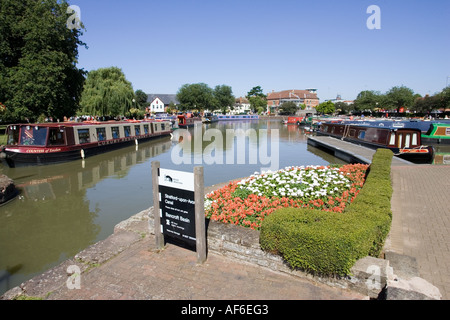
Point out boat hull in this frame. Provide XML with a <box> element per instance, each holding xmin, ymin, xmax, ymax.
<box><xmin>178</xmin><ymin>122</ymin><xmax>201</xmax><ymax>129</ymax></box>
<box><xmin>1</xmin><ymin>133</ymin><xmax>170</xmax><ymax>168</ymax></box>
<box><xmin>396</xmin><ymin>146</ymin><xmax>435</xmax><ymax>164</ymax></box>
<box><xmin>421</xmin><ymin>137</ymin><xmax>450</xmax><ymax>145</ymax></box>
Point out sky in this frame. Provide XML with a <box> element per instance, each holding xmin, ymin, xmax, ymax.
<box><xmin>71</xmin><ymin>0</ymin><xmax>450</xmax><ymax>101</ymax></box>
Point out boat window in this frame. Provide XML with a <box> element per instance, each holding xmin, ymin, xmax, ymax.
<box><xmin>78</xmin><ymin>129</ymin><xmax>90</xmax><ymax>144</ymax></box>
<box><xmin>6</xmin><ymin>126</ymin><xmax>20</xmax><ymax>145</ymax></box>
<box><xmin>111</xmin><ymin>127</ymin><xmax>120</xmax><ymax>139</ymax></box>
<box><xmin>124</xmin><ymin>126</ymin><xmax>131</xmax><ymax>137</ymax></box>
<box><xmin>49</xmin><ymin>128</ymin><xmax>66</xmax><ymax>146</ymax></box>
<box><xmin>412</xmin><ymin>133</ymin><xmax>418</xmax><ymax>145</ymax></box>
<box><xmin>389</xmin><ymin>133</ymin><xmax>396</xmax><ymax>145</ymax></box>
<box><xmin>349</xmin><ymin>129</ymin><xmax>356</xmax><ymax>137</ymax></box>
<box><xmin>358</xmin><ymin>131</ymin><xmax>366</xmax><ymax>140</ymax></box>
<box><xmin>135</xmin><ymin>125</ymin><xmax>141</xmax><ymax>136</ymax></box>
<box><xmin>20</xmin><ymin>126</ymin><xmax>48</xmax><ymax>146</ymax></box>
<box><xmin>143</xmin><ymin>125</ymin><xmax>149</xmax><ymax>134</ymax></box>
<box><xmin>161</xmin><ymin>123</ymin><xmax>165</xmax><ymax>131</ymax></box>
<box><xmin>398</xmin><ymin>134</ymin><xmax>403</xmax><ymax>148</ymax></box>
<box><xmin>96</xmin><ymin>128</ymin><xmax>107</xmax><ymax>141</ymax></box>
<box><xmin>404</xmin><ymin>134</ymin><xmax>411</xmax><ymax>148</ymax></box>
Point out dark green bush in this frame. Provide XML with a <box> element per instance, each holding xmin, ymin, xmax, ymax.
<box><xmin>260</xmin><ymin>148</ymin><xmax>394</xmax><ymax>276</ymax></box>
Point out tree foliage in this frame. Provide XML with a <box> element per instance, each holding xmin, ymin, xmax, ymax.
<box><xmin>437</xmin><ymin>86</ymin><xmax>450</xmax><ymax>110</ymax></box>
<box><xmin>0</xmin><ymin>0</ymin><xmax>86</xmax><ymax>122</ymax></box>
<box><xmin>316</xmin><ymin>101</ymin><xmax>335</xmax><ymax>115</ymax></box>
<box><xmin>353</xmin><ymin>90</ymin><xmax>382</xmax><ymax>111</ymax></box>
<box><xmin>412</xmin><ymin>95</ymin><xmax>438</xmax><ymax>113</ymax></box>
<box><xmin>246</xmin><ymin>86</ymin><xmax>267</xmax><ymax>114</ymax></box>
<box><xmin>412</xmin><ymin>87</ymin><xmax>450</xmax><ymax>113</ymax></box>
<box><xmin>335</xmin><ymin>101</ymin><xmax>353</xmax><ymax>114</ymax></box>
<box><xmin>279</xmin><ymin>101</ymin><xmax>298</xmax><ymax>115</ymax></box>
<box><xmin>176</xmin><ymin>83</ymin><xmax>214</xmax><ymax>112</ymax></box>
<box><xmin>135</xmin><ymin>89</ymin><xmax>149</xmax><ymax>110</ymax></box>
<box><xmin>213</xmin><ymin>85</ymin><xmax>235</xmax><ymax>114</ymax></box>
<box><xmin>384</xmin><ymin>86</ymin><xmax>415</xmax><ymax>112</ymax></box>
<box><xmin>79</xmin><ymin>67</ymin><xmax>135</xmax><ymax>117</ymax></box>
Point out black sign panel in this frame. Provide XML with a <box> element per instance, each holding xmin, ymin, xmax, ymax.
<box><xmin>158</xmin><ymin>185</ymin><xmax>196</xmax><ymax>250</ymax></box>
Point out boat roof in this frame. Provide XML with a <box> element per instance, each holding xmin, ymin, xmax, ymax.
<box><xmin>6</xmin><ymin>119</ymin><xmax>170</xmax><ymax>128</ymax></box>
<box><xmin>322</xmin><ymin>121</ymin><xmax>422</xmax><ymax>132</ymax></box>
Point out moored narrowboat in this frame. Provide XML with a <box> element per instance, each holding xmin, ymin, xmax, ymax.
<box><xmin>217</xmin><ymin>115</ymin><xmax>259</xmax><ymax>121</ymax></box>
<box><xmin>421</xmin><ymin>123</ymin><xmax>450</xmax><ymax>145</ymax></box>
<box><xmin>317</xmin><ymin>122</ymin><xmax>434</xmax><ymax>164</ymax></box>
<box><xmin>177</xmin><ymin>114</ymin><xmax>202</xmax><ymax>128</ymax></box>
<box><xmin>0</xmin><ymin>119</ymin><xmax>172</xmax><ymax>167</ymax></box>
<box><xmin>202</xmin><ymin>113</ymin><xmax>219</xmax><ymax>123</ymax></box>
<box><xmin>282</xmin><ymin>116</ymin><xmax>303</xmax><ymax>125</ymax></box>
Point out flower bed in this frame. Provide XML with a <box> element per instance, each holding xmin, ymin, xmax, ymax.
<box><xmin>205</xmin><ymin>163</ymin><xmax>369</xmax><ymax>230</ymax></box>
<box><xmin>260</xmin><ymin>149</ymin><xmax>394</xmax><ymax>276</ymax></box>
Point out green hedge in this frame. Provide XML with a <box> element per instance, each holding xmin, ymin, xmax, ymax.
<box><xmin>259</xmin><ymin>148</ymin><xmax>394</xmax><ymax>276</ymax></box>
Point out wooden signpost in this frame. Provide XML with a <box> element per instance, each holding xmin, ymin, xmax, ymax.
<box><xmin>151</xmin><ymin>161</ymin><xmax>206</xmax><ymax>263</ymax></box>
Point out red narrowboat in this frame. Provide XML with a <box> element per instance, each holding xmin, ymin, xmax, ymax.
<box><xmin>177</xmin><ymin>114</ymin><xmax>202</xmax><ymax>128</ymax></box>
<box><xmin>282</xmin><ymin>117</ymin><xmax>304</xmax><ymax>125</ymax></box>
<box><xmin>0</xmin><ymin>120</ymin><xmax>172</xmax><ymax>167</ymax></box>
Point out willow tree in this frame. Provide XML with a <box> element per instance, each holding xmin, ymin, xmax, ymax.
<box><xmin>79</xmin><ymin>67</ymin><xmax>135</xmax><ymax>117</ymax></box>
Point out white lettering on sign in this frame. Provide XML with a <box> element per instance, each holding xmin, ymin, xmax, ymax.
<box><xmin>159</xmin><ymin>168</ymin><xmax>194</xmax><ymax>191</ymax></box>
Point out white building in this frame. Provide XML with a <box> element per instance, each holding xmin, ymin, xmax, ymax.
<box><xmin>231</xmin><ymin>97</ymin><xmax>251</xmax><ymax>114</ymax></box>
<box><xmin>147</xmin><ymin>94</ymin><xmax>179</xmax><ymax>114</ymax></box>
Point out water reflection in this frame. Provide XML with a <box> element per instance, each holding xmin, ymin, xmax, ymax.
<box><xmin>433</xmin><ymin>145</ymin><xmax>450</xmax><ymax>165</ymax></box>
<box><xmin>0</xmin><ymin>136</ymin><xmax>172</xmax><ymax>294</ymax></box>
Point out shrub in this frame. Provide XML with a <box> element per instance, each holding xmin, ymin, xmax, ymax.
<box><xmin>260</xmin><ymin>148</ymin><xmax>394</xmax><ymax>276</ymax></box>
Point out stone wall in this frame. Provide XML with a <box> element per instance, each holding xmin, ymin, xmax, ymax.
<box><xmin>0</xmin><ymin>175</ymin><xmax>18</xmax><ymax>205</ymax></box>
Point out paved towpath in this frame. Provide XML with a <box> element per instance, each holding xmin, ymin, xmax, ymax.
<box><xmin>44</xmin><ymin>234</ymin><xmax>365</xmax><ymax>301</ymax></box>
<box><xmin>388</xmin><ymin>164</ymin><xmax>450</xmax><ymax>299</ymax></box>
